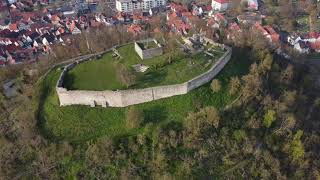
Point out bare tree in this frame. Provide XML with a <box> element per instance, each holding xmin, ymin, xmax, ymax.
<box><xmin>116</xmin><ymin>64</ymin><xmax>136</xmax><ymax>88</ymax></box>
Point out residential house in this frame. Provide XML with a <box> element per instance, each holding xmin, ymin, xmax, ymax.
<box><xmin>211</xmin><ymin>0</ymin><xmax>258</xmax><ymax>12</ymax></box>
<box><xmin>226</xmin><ymin>22</ymin><xmax>241</xmax><ymax>40</ymax></box>
<box><xmin>294</xmin><ymin>41</ymin><xmax>310</xmax><ymax>53</ymax></box>
<box><xmin>237</xmin><ymin>12</ymin><xmax>262</xmax><ymax>25</ymax></box>
<box><xmin>116</xmin><ymin>0</ymin><xmax>166</xmax><ymax>13</ymax></box>
<box><xmin>211</xmin><ymin>0</ymin><xmax>230</xmax><ymax>11</ymax></box>
<box><xmin>212</xmin><ymin>13</ymin><xmax>227</xmax><ymax>27</ymax></box>
<box><xmin>253</xmin><ymin>22</ymin><xmax>279</xmax><ymax>45</ymax></box>
<box><xmin>127</xmin><ymin>24</ymin><xmax>142</xmax><ymax>35</ymax></box>
<box><xmin>245</xmin><ymin>0</ymin><xmax>258</xmax><ymax>10</ymax></box>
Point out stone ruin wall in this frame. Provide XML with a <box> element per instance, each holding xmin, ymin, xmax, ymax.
<box><xmin>187</xmin><ymin>45</ymin><xmax>232</xmax><ymax>91</ymax></box>
<box><xmin>134</xmin><ymin>39</ymin><xmax>163</xmax><ymax>60</ymax></box>
<box><xmin>56</xmin><ymin>44</ymin><xmax>232</xmax><ymax>108</ymax></box>
<box><xmin>57</xmin><ymin>83</ymin><xmax>188</xmax><ymax>107</ymax></box>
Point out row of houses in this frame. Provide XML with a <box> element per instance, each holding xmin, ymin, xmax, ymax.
<box><xmin>2</xmin><ymin>0</ymin><xmax>320</xmax><ymax>67</ymax></box>
<box><xmin>123</xmin><ymin>2</ymin><xmax>206</xmax><ymax>36</ymax></box>
<box><xmin>0</xmin><ymin>0</ymin><xmax>126</xmax><ymax>67</ymax></box>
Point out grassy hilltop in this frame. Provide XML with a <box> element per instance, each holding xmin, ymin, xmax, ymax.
<box><xmin>64</xmin><ymin>44</ymin><xmax>225</xmax><ymax>90</ymax></box>
<box><xmin>37</xmin><ymin>51</ymin><xmax>250</xmax><ymax>143</ymax></box>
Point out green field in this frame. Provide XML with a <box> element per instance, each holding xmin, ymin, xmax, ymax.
<box><xmin>64</xmin><ymin>44</ymin><xmax>225</xmax><ymax>90</ymax></box>
<box><xmin>37</xmin><ymin>51</ymin><xmax>250</xmax><ymax>143</ymax></box>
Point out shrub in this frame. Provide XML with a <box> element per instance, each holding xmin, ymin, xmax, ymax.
<box><xmin>116</xmin><ymin>64</ymin><xmax>136</xmax><ymax>88</ymax></box>
<box><xmin>263</xmin><ymin>110</ymin><xmax>276</xmax><ymax>128</ymax></box>
<box><xmin>211</xmin><ymin>79</ymin><xmax>221</xmax><ymax>93</ymax></box>
<box><xmin>290</xmin><ymin>130</ymin><xmax>305</xmax><ymax>164</ymax></box>
<box><xmin>229</xmin><ymin>76</ymin><xmax>241</xmax><ymax>95</ymax></box>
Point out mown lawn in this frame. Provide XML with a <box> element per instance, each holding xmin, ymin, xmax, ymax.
<box><xmin>64</xmin><ymin>44</ymin><xmax>224</xmax><ymax>90</ymax></box>
<box><xmin>37</xmin><ymin>51</ymin><xmax>250</xmax><ymax>143</ymax></box>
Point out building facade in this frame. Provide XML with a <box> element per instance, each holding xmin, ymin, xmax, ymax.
<box><xmin>116</xmin><ymin>0</ymin><xmax>166</xmax><ymax>13</ymax></box>
<box><xmin>211</xmin><ymin>0</ymin><xmax>230</xmax><ymax>11</ymax></box>
<box><xmin>211</xmin><ymin>0</ymin><xmax>258</xmax><ymax>12</ymax></box>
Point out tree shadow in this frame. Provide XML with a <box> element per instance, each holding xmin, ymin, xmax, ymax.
<box><xmin>36</xmin><ymin>68</ymin><xmax>64</xmax><ymax>143</ymax></box>
<box><xmin>134</xmin><ymin>70</ymin><xmax>167</xmax><ymax>88</ymax></box>
<box><xmin>142</xmin><ymin>105</ymin><xmax>168</xmax><ymax>125</ymax></box>
<box><xmin>63</xmin><ymin>73</ymin><xmax>76</xmax><ymax>90</ymax></box>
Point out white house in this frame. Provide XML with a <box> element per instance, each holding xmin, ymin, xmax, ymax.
<box><xmin>211</xmin><ymin>0</ymin><xmax>230</xmax><ymax>11</ymax></box>
<box><xmin>294</xmin><ymin>41</ymin><xmax>309</xmax><ymax>54</ymax></box>
<box><xmin>7</xmin><ymin>0</ymin><xmax>17</xmax><ymax>4</ymax></box>
<box><xmin>211</xmin><ymin>0</ymin><xmax>258</xmax><ymax>12</ymax></box>
<box><xmin>246</xmin><ymin>0</ymin><xmax>258</xmax><ymax>10</ymax></box>
<box><xmin>116</xmin><ymin>0</ymin><xmax>166</xmax><ymax>13</ymax></box>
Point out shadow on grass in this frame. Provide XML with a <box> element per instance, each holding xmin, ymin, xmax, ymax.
<box><xmin>35</xmin><ymin>68</ymin><xmax>63</xmax><ymax>143</ymax></box>
<box><xmin>134</xmin><ymin>70</ymin><xmax>167</xmax><ymax>88</ymax></box>
<box><xmin>63</xmin><ymin>73</ymin><xmax>75</xmax><ymax>90</ymax></box>
<box><xmin>143</xmin><ymin>105</ymin><xmax>168</xmax><ymax>125</ymax></box>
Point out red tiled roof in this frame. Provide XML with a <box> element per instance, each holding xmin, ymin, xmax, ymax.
<box><xmin>254</xmin><ymin>22</ymin><xmax>268</xmax><ymax>35</ymax></box>
<box><xmin>127</xmin><ymin>24</ymin><xmax>142</xmax><ymax>35</ymax></box>
<box><xmin>181</xmin><ymin>12</ymin><xmax>193</xmax><ymax>18</ymax></box>
<box><xmin>51</xmin><ymin>14</ymin><xmax>60</xmax><ymax>22</ymax></box>
<box><xmin>310</xmin><ymin>41</ymin><xmax>320</xmax><ymax>50</ymax></box>
<box><xmin>264</xmin><ymin>25</ymin><xmax>276</xmax><ymax>34</ymax></box>
<box><xmin>214</xmin><ymin>13</ymin><xmax>226</xmax><ymax>22</ymax></box>
<box><xmin>229</xmin><ymin>22</ymin><xmax>240</xmax><ymax>31</ymax></box>
<box><xmin>9</xmin><ymin>23</ymin><xmax>18</xmax><ymax>31</ymax></box>
<box><xmin>2</xmin><ymin>44</ymin><xmax>23</xmax><ymax>53</ymax></box>
<box><xmin>309</xmin><ymin>32</ymin><xmax>320</xmax><ymax>39</ymax></box>
<box><xmin>205</xmin><ymin>5</ymin><xmax>213</xmax><ymax>11</ymax></box>
<box><xmin>169</xmin><ymin>2</ymin><xmax>188</xmax><ymax>13</ymax></box>
<box><xmin>207</xmin><ymin>18</ymin><xmax>217</xmax><ymax>26</ymax></box>
<box><xmin>254</xmin><ymin>23</ymin><xmax>279</xmax><ymax>43</ymax></box>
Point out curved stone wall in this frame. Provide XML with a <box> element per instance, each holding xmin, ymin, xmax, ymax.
<box><xmin>56</xmin><ymin>42</ymin><xmax>232</xmax><ymax>108</ymax></box>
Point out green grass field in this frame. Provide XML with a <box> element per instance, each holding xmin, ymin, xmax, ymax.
<box><xmin>64</xmin><ymin>44</ymin><xmax>224</xmax><ymax>90</ymax></box>
<box><xmin>37</xmin><ymin>51</ymin><xmax>250</xmax><ymax>143</ymax></box>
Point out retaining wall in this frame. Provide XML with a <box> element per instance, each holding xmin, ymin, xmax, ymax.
<box><xmin>56</xmin><ymin>43</ymin><xmax>232</xmax><ymax>108</ymax></box>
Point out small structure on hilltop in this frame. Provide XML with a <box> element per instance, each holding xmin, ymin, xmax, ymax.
<box><xmin>134</xmin><ymin>39</ymin><xmax>163</xmax><ymax>60</ymax></box>
<box><xmin>182</xmin><ymin>33</ymin><xmax>224</xmax><ymax>55</ymax></box>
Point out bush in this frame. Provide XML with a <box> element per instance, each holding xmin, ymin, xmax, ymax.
<box><xmin>290</xmin><ymin>130</ymin><xmax>305</xmax><ymax>164</ymax></box>
<box><xmin>263</xmin><ymin>110</ymin><xmax>276</xmax><ymax>128</ymax></box>
<box><xmin>233</xmin><ymin>129</ymin><xmax>246</xmax><ymax>142</ymax></box>
<box><xmin>211</xmin><ymin>79</ymin><xmax>221</xmax><ymax>93</ymax></box>
<box><xmin>116</xmin><ymin>64</ymin><xmax>136</xmax><ymax>88</ymax></box>
<box><xmin>229</xmin><ymin>76</ymin><xmax>241</xmax><ymax>95</ymax></box>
